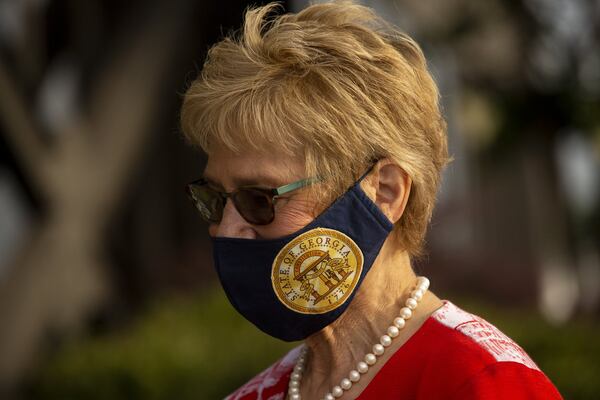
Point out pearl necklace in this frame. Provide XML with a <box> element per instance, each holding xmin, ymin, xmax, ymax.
<box><xmin>287</xmin><ymin>276</ymin><xmax>430</xmax><ymax>400</ymax></box>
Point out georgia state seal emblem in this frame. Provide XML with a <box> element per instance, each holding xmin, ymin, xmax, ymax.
<box><xmin>271</xmin><ymin>228</ymin><xmax>364</xmax><ymax>314</ymax></box>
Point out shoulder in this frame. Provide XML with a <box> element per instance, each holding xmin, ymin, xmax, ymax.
<box><xmin>425</xmin><ymin>301</ymin><xmax>562</xmax><ymax>399</ymax></box>
<box><xmin>449</xmin><ymin>361</ymin><xmax>563</xmax><ymax>399</ymax></box>
<box><xmin>345</xmin><ymin>301</ymin><xmax>562</xmax><ymax>399</ymax></box>
<box><xmin>224</xmin><ymin>346</ymin><xmax>300</xmax><ymax>400</ymax></box>
<box><xmin>429</xmin><ymin>300</ymin><xmax>540</xmax><ymax>370</ymax></box>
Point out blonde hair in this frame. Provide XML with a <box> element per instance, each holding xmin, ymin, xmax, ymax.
<box><xmin>181</xmin><ymin>1</ymin><xmax>450</xmax><ymax>257</ymax></box>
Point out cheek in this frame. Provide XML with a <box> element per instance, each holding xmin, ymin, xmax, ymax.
<box><xmin>278</xmin><ymin>206</ymin><xmax>316</xmax><ymax>229</ymax></box>
<box><xmin>256</xmin><ymin>203</ymin><xmax>316</xmax><ymax>238</ymax></box>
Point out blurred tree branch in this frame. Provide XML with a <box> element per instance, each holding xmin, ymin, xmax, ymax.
<box><xmin>0</xmin><ymin>0</ymin><xmax>197</xmax><ymax>392</ymax></box>
<box><xmin>0</xmin><ymin>63</ymin><xmax>52</xmax><ymax>197</ymax></box>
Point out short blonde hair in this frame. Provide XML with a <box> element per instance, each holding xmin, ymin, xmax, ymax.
<box><xmin>181</xmin><ymin>1</ymin><xmax>450</xmax><ymax>257</ymax></box>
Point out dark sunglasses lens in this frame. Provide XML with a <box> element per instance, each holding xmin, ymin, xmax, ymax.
<box><xmin>233</xmin><ymin>188</ymin><xmax>274</xmax><ymax>225</ymax></box>
<box><xmin>187</xmin><ymin>184</ymin><xmax>224</xmax><ymax>223</ymax></box>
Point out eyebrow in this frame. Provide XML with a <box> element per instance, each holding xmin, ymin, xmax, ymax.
<box><xmin>201</xmin><ymin>175</ymin><xmax>225</xmax><ymax>190</ymax></box>
<box><xmin>202</xmin><ymin>172</ymin><xmax>284</xmax><ymax>190</ymax></box>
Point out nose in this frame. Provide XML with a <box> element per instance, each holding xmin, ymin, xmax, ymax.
<box><xmin>209</xmin><ymin>199</ymin><xmax>257</xmax><ymax>239</ymax></box>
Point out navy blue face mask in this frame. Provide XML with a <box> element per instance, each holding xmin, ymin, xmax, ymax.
<box><xmin>211</xmin><ymin>175</ymin><xmax>393</xmax><ymax>342</ymax></box>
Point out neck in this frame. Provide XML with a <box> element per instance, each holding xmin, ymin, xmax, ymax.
<box><xmin>299</xmin><ymin>238</ymin><xmax>441</xmax><ymax>398</ymax></box>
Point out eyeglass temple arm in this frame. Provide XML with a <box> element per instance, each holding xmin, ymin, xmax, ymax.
<box><xmin>274</xmin><ymin>177</ymin><xmax>321</xmax><ymax>196</ymax></box>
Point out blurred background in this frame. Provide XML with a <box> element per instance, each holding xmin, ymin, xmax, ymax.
<box><xmin>0</xmin><ymin>0</ymin><xmax>598</xmax><ymax>399</ymax></box>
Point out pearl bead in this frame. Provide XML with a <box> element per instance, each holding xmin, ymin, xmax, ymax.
<box><xmin>393</xmin><ymin>317</ymin><xmax>406</xmax><ymax>329</ymax></box>
<box><xmin>332</xmin><ymin>386</ymin><xmax>343</xmax><ymax>397</ymax></box>
<box><xmin>365</xmin><ymin>353</ymin><xmax>377</xmax><ymax>365</ymax></box>
<box><xmin>357</xmin><ymin>361</ymin><xmax>369</xmax><ymax>373</ymax></box>
<box><xmin>380</xmin><ymin>335</ymin><xmax>392</xmax><ymax>347</ymax></box>
<box><xmin>286</xmin><ymin>277</ymin><xmax>429</xmax><ymax>400</ymax></box>
<box><xmin>406</xmin><ymin>298</ymin><xmax>418</xmax><ymax>310</ymax></box>
<box><xmin>341</xmin><ymin>378</ymin><xmax>352</xmax><ymax>390</ymax></box>
<box><xmin>411</xmin><ymin>289</ymin><xmax>424</xmax><ymax>301</ymax></box>
<box><xmin>373</xmin><ymin>343</ymin><xmax>385</xmax><ymax>355</ymax></box>
<box><xmin>400</xmin><ymin>307</ymin><xmax>412</xmax><ymax>319</ymax></box>
<box><xmin>291</xmin><ymin>372</ymin><xmax>301</xmax><ymax>381</ymax></box>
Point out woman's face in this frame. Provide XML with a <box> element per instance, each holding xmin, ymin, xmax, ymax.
<box><xmin>203</xmin><ymin>145</ymin><xmax>320</xmax><ymax>239</ymax></box>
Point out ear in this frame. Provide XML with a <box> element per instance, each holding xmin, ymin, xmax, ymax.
<box><xmin>360</xmin><ymin>159</ymin><xmax>412</xmax><ymax>224</ymax></box>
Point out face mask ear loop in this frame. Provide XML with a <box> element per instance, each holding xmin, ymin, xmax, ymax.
<box><xmin>356</xmin><ymin>160</ymin><xmax>380</xmax><ymax>184</ymax></box>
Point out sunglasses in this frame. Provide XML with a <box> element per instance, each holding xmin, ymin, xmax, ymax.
<box><xmin>186</xmin><ymin>176</ymin><xmax>320</xmax><ymax>225</ymax></box>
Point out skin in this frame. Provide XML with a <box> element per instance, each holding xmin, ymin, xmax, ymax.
<box><xmin>204</xmin><ymin>145</ymin><xmax>444</xmax><ymax>399</ymax></box>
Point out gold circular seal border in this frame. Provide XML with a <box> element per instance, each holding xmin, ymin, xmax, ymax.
<box><xmin>271</xmin><ymin>227</ymin><xmax>364</xmax><ymax>314</ymax></box>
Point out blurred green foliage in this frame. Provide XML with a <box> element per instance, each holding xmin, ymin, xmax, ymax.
<box><xmin>27</xmin><ymin>287</ymin><xmax>599</xmax><ymax>399</ymax></box>
<box><xmin>27</xmin><ymin>286</ymin><xmax>297</xmax><ymax>400</ymax></box>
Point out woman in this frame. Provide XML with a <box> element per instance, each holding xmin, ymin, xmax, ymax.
<box><xmin>181</xmin><ymin>2</ymin><xmax>562</xmax><ymax>399</ymax></box>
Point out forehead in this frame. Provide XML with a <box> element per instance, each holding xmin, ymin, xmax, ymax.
<box><xmin>203</xmin><ymin>145</ymin><xmax>306</xmax><ymax>188</ymax></box>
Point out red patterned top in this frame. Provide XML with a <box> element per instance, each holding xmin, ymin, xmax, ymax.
<box><xmin>224</xmin><ymin>301</ymin><xmax>563</xmax><ymax>400</ymax></box>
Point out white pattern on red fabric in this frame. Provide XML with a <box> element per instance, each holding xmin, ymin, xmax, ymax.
<box><xmin>224</xmin><ymin>346</ymin><xmax>300</xmax><ymax>400</ymax></box>
<box><xmin>432</xmin><ymin>301</ymin><xmax>540</xmax><ymax>371</ymax></box>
